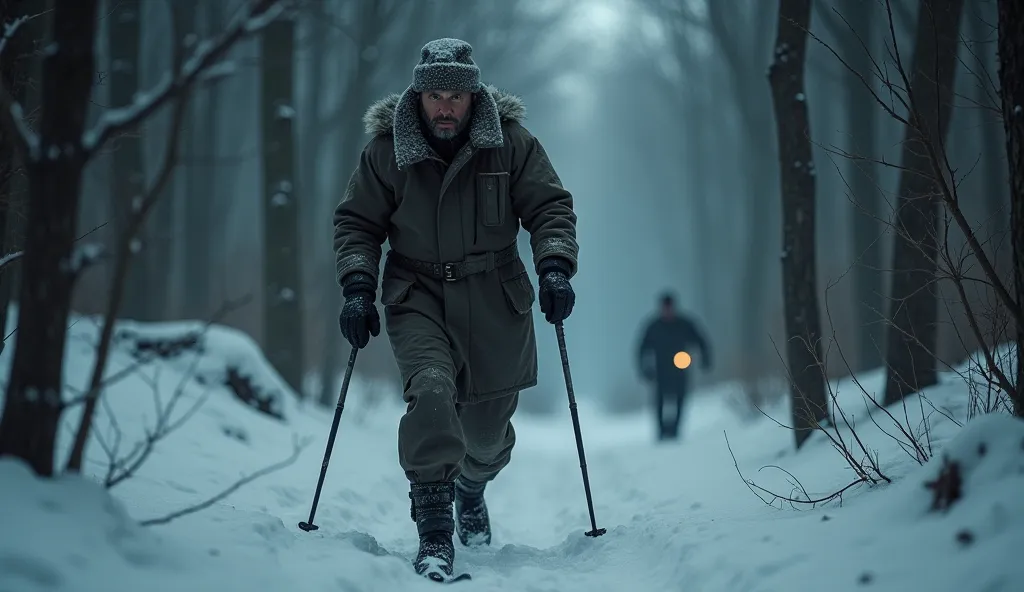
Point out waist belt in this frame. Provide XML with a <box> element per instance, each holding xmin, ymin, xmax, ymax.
<box><xmin>388</xmin><ymin>241</ymin><xmax>519</xmax><ymax>282</ymax></box>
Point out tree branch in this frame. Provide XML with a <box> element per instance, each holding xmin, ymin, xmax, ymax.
<box><xmin>80</xmin><ymin>0</ymin><xmax>290</xmax><ymax>157</ymax></box>
<box><xmin>0</xmin><ymin>14</ymin><xmax>40</xmax><ymax>162</ymax></box>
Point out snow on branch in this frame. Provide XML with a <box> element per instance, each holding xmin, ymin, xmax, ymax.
<box><xmin>0</xmin><ymin>14</ymin><xmax>35</xmax><ymax>57</ymax></box>
<box><xmin>81</xmin><ymin>0</ymin><xmax>291</xmax><ymax>156</ymax></box>
<box><xmin>0</xmin><ymin>250</ymin><xmax>24</xmax><ymax>273</ymax></box>
<box><xmin>0</xmin><ymin>15</ymin><xmax>41</xmax><ymax>162</ymax></box>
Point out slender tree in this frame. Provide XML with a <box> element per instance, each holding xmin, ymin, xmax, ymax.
<box><xmin>0</xmin><ymin>0</ymin><xmax>104</xmax><ymax>475</ymax></box>
<box><xmin>769</xmin><ymin>0</ymin><xmax>828</xmax><ymax>447</ymax></box>
<box><xmin>842</xmin><ymin>0</ymin><xmax>884</xmax><ymax>372</ymax></box>
<box><xmin>0</xmin><ymin>0</ymin><xmax>43</xmax><ymax>356</ymax></box>
<box><xmin>260</xmin><ymin>9</ymin><xmax>304</xmax><ymax>394</ymax></box>
<box><xmin>883</xmin><ymin>0</ymin><xmax>965</xmax><ymax>405</ymax></box>
<box><xmin>996</xmin><ymin>0</ymin><xmax>1024</xmax><ymax>414</ymax></box>
<box><xmin>107</xmin><ymin>0</ymin><xmax>152</xmax><ymax>320</ymax></box>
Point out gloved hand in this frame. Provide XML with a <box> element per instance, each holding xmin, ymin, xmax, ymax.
<box><xmin>538</xmin><ymin>270</ymin><xmax>575</xmax><ymax>324</ymax></box>
<box><xmin>339</xmin><ymin>290</ymin><xmax>380</xmax><ymax>349</ymax></box>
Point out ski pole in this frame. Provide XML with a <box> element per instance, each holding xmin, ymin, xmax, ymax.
<box><xmin>555</xmin><ymin>321</ymin><xmax>606</xmax><ymax>538</ymax></box>
<box><xmin>298</xmin><ymin>346</ymin><xmax>358</xmax><ymax>532</ymax></box>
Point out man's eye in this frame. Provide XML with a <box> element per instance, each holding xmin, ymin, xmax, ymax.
<box><xmin>450</xmin><ymin>94</ymin><xmax>462</xmax><ymax>102</ymax></box>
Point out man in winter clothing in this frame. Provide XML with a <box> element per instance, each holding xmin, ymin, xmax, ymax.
<box><xmin>636</xmin><ymin>292</ymin><xmax>711</xmax><ymax>441</ymax></box>
<box><xmin>332</xmin><ymin>38</ymin><xmax>578</xmax><ymax>582</ymax></box>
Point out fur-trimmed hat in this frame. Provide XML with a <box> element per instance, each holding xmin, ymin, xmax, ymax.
<box><xmin>412</xmin><ymin>38</ymin><xmax>481</xmax><ymax>93</ymax></box>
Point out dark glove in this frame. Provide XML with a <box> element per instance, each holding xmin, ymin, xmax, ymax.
<box><xmin>538</xmin><ymin>270</ymin><xmax>575</xmax><ymax>324</ymax></box>
<box><xmin>339</xmin><ymin>290</ymin><xmax>380</xmax><ymax>349</ymax></box>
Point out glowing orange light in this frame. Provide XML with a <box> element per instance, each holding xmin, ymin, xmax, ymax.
<box><xmin>673</xmin><ymin>351</ymin><xmax>692</xmax><ymax>369</ymax></box>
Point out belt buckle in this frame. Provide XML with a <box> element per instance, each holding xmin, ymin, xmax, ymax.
<box><xmin>443</xmin><ymin>263</ymin><xmax>456</xmax><ymax>281</ymax></box>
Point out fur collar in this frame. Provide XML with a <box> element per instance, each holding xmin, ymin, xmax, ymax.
<box><xmin>362</xmin><ymin>85</ymin><xmax>526</xmax><ymax>170</ymax></box>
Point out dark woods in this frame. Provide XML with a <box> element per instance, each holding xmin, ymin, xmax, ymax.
<box><xmin>0</xmin><ymin>0</ymin><xmax>1021</xmax><ymax>475</ymax></box>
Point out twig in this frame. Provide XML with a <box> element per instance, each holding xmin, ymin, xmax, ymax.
<box><xmin>724</xmin><ymin>430</ymin><xmax>867</xmax><ymax>509</ymax></box>
<box><xmin>138</xmin><ymin>436</ymin><xmax>307</xmax><ymax>527</ymax></box>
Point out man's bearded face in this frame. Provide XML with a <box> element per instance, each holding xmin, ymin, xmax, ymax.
<box><xmin>420</xmin><ymin>90</ymin><xmax>472</xmax><ymax>139</ymax></box>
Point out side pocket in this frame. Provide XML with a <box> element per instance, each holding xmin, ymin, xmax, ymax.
<box><xmin>500</xmin><ymin>272</ymin><xmax>536</xmax><ymax>315</ymax></box>
<box><xmin>380</xmin><ymin>276</ymin><xmax>414</xmax><ymax>306</ymax></box>
<box><xmin>476</xmin><ymin>172</ymin><xmax>509</xmax><ymax>227</ymax></box>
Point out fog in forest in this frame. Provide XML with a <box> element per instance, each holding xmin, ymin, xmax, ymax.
<box><xmin>7</xmin><ymin>0</ymin><xmax>1011</xmax><ymax>419</ymax></box>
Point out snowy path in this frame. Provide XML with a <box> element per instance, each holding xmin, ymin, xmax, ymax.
<box><xmin>107</xmin><ymin>397</ymin><xmax>798</xmax><ymax>592</ymax></box>
<box><xmin>98</xmin><ymin>388</ymin><xmax>1024</xmax><ymax>592</ymax></box>
<box><xmin>2</xmin><ymin>321</ymin><xmax>1023</xmax><ymax>592</ymax></box>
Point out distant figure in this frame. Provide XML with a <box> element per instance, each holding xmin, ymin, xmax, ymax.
<box><xmin>636</xmin><ymin>292</ymin><xmax>712</xmax><ymax>441</ymax></box>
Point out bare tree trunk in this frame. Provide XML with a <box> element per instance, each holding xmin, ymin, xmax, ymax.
<box><xmin>970</xmin><ymin>1</ymin><xmax>1008</xmax><ymax>234</ymax></box>
<box><xmin>140</xmin><ymin>34</ymin><xmax>177</xmax><ymax>322</ymax></box>
<box><xmin>708</xmin><ymin>0</ymin><xmax>780</xmax><ymax>386</ymax></box>
<box><xmin>686</xmin><ymin>56</ymin><xmax>715</xmax><ymax>328</ymax></box>
<box><xmin>841</xmin><ymin>0</ymin><xmax>885</xmax><ymax>372</ymax></box>
<box><xmin>182</xmin><ymin>0</ymin><xmax>221</xmax><ymax>320</ymax></box>
<box><xmin>147</xmin><ymin>0</ymin><xmax>199</xmax><ymax>321</ymax></box>
<box><xmin>299</xmin><ymin>2</ymin><xmax>327</xmax><ymax>402</ymax></box>
<box><xmin>883</xmin><ymin>0</ymin><xmax>965</xmax><ymax>406</ymax></box>
<box><xmin>770</xmin><ymin>0</ymin><xmax>827</xmax><ymax>448</ymax></box>
<box><xmin>260</xmin><ymin>14</ymin><xmax>304</xmax><ymax>395</ymax></box>
<box><xmin>0</xmin><ymin>0</ymin><xmax>39</xmax><ymax>356</ymax></box>
<box><xmin>996</xmin><ymin>0</ymin><xmax>1024</xmax><ymax>415</ymax></box>
<box><xmin>107</xmin><ymin>0</ymin><xmax>150</xmax><ymax>321</ymax></box>
<box><xmin>0</xmin><ymin>0</ymin><xmax>100</xmax><ymax>476</ymax></box>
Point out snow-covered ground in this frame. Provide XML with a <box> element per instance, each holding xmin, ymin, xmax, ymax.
<box><xmin>1</xmin><ymin>314</ymin><xmax>1022</xmax><ymax>592</ymax></box>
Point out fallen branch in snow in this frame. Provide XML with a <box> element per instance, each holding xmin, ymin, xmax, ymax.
<box><xmin>138</xmin><ymin>435</ymin><xmax>308</xmax><ymax>527</ymax></box>
<box><xmin>724</xmin><ymin>431</ymin><xmax>867</xmax><ymax>509</ymax></box>
<box><xmin>924</xmin><ymin>455</ymin><xmax>963</xmax><ymax>512</ymax></box>
<box><xmin>80</xmin><ymin>0</ymin><xmax>291</xmax><ymax>158</ymax></box>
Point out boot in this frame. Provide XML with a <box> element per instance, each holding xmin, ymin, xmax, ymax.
<box><xmin>455</xmin><ymin>476</ymin><xmax>491</xmax><ymax>546</ymax></box>
<box><xmin>409</xmin><ymin>482</ymin><xmax>457</xmax><ymax>582</ymax></box>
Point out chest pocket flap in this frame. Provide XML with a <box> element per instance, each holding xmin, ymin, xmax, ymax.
<box><xmin>476</xmin><ymin>172</ymin><xmax>509</xmax><ymax>227</ymax></box>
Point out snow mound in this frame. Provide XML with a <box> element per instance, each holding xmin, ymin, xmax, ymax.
<box><xmin>111</xmin><ymin>319</ymin><xmax>298</xmax><ymax>421</ymax></box>
<box><xmin>880</xmin><ymin>412</ymin><xmax>1024</xmax><ymax>529</ymax></box>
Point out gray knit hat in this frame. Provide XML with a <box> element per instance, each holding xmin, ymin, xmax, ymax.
<box><xmin>412</xmin><ymin>38</ymin><xmax>481</xmax><ymax>93</ymax></box>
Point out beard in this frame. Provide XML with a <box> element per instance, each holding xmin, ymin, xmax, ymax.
<box><xmin>423</xmin><ymin>111</ymin><xmax>469</xmax><ymax>140</ymax></box>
